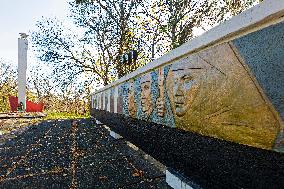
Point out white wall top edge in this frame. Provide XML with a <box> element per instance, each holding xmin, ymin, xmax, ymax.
<box><xmin>92</xmin><ymin>0</ymin><xmax>284</xmax><ymax>95</ymax></box>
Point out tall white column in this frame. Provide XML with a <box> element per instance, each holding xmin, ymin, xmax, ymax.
<box><xmin>18</xmin><ymin>37</ymin><xmax>28</xmax><ymax>111</ymax></box>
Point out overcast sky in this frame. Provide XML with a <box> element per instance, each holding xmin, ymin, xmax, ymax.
<box><xmin>0</xmin><ymin>0</ymin><xmax>70</xmax><ymax>66</ymax></box>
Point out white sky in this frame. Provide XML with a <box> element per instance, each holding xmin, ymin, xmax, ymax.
<box><xmin>0</xmin><ymin>0</ymin><xmax>70</xmax><ymax>66</ymax></box>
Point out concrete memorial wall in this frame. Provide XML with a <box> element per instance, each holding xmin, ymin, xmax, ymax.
<box><xmin>91</xmin><ymin>0</ymin><xmax>284</xmax><ymax>152</ymax></box>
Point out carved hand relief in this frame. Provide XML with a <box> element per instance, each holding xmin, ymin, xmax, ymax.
<box><xmin>140</xmin><ymin>73</ymin><xmax>153</xmax><ymax>118</ymax></box>
<box><xmin>128</xmin><ymin>79</ymin><xmax>137</xmax><ymax>118</ymax></box>
<box><xmin>157</xmin><ymin>68</ymin><xmax>165</xmax><ymax>117</ymax></box>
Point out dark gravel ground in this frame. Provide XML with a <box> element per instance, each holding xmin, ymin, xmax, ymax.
<box><xmin>93</xmin><ymin>109</ymin><xmax>284</xmax><ymax>189</ymax></box>
<box><xmin>0</xmin><ymin>118</ymin><xmax>169</xmax><ymax>189</ymax></box>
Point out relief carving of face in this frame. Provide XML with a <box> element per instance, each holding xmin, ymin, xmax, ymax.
<box><xmin>157</xmin><ymin>68</ymin><xmax>165</xmax><ymax>117</ymax></box>
<box><xmin>140</xmin><ymin>73</ymin><xmax>152</xmax><ymax>117</ymax></box>
<box><xmin>170</xmin><ymin>61</ymin><xmax>201</xmax><ymax>117</ymax></box>
<box><xmin>128</xmin><ymin>79</ymin><xmax>137</xmax><ymax>118</ymax></box>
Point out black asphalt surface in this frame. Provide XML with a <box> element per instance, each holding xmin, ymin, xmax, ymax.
<box><xmin>0</xmin><ymin>118</ymin><xmax>169</xmax><ymax>189</ymax></box>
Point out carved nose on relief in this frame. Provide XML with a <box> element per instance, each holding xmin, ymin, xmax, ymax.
<box><xmin>175</xmin><ymin>84</ymin><xmax>184</xmax><ymax>96</ymax></box>
<box><xmin>175</xmin><ymin>91</ymin><xmax>184</xmax><ymax>97</ymax></box>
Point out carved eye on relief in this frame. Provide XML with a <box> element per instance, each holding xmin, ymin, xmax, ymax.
<box><xmin>175</xmin><ymin>78</ymin><xmax>179</xmax><ymax>83</ymax></box>
<box><xmin>181</xmin><ymin>75</ymin><xmax>193</xmax><ymax>82</ymax></box>
<box><xmin>182</xmin><ymin>75</ymin><xmax>194</xmax><ymax>91</ymax></box>
<box><xmin>143</xmin><ymin>85</ymin><xmax>150</xmax><ymax>90</ymax></box>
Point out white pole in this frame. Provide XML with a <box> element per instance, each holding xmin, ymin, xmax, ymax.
<box><xmin>18</xmin><ymin>34</ymin><xmax>28</xmax><ymax>111</ymax></box>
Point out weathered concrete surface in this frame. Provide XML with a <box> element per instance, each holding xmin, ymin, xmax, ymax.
<box><xmin>0</xmin><ymin>119</ymin><xmax>169</xmax><ymax>188</ymax></box>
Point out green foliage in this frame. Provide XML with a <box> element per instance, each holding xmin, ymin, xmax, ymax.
<box><xmin>70</xmin><ymin>0</ymin><xmax>144</xmax><ymax>78</ymax></box>
<box><xmin>31</xmin><ymin>17</ymin><xmax>99</xmax><ymax>87</ymax></box>
<box><xmin>44</xmin><ymin>111</ymin><xmax>89</xmax><ymax>120</ymax></box>
<box><xmin>0</xmin><ymin>58</ymin><xmax>91</xmax><ymax>116</ymax></box>
<box><xmin>0</xmin><ymin>60</ymin><xmax>17</xmax><ymax>112</ymax></box>
<box><xmin>32</xmin><ymin>0</ymin><xmax>260</xmax><ymax>87</ymax></box>
<box><xmin>137</xmin><ymin>0</ymin><xmax>260</xmax><ymax>58</ymax></box>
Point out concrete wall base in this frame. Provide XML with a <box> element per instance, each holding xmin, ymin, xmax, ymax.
<box><xmin>95</xmin><ymin>119</ymin><xmax>103</xmax><ymax>125</ymax></box>
<box><xmin>110</xmin><ymin>130</ymin><xmax>123</xmax><ymax>139</ymax></box>
<box><xmin>166</xmin><ymin>169</ymin><xmax>200</xmax><ymax>189</ymax></box>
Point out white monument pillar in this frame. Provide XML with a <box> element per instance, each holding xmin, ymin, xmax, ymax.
<box><xmin>18</xmin><ymin>33</ymin><xmax>28</xmax><ymax>111</ymax></box>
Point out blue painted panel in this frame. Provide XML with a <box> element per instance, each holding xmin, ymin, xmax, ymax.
<box><xmin>233</xmin><ymin>21</ymin><xmax>284</xmax><ymax>119</ymax></box>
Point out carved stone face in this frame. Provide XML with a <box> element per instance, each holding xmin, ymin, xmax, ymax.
<box><xmin>157</xmin><ymin>68</ymin><xmax>165</xmax><ymax>117</ymax></box>
<box><xmin>140</xmin><ymin>73</ymin><xmax>152</xmax><ymax>117</ymax></box>
<box><xmin>128</xmin><ymin>80</ymin><xmax>137</xmax><ymax>118</ymax></box>
<box><xmin>171</xmin><ymin>62</ymin><xmax>200</xmax><ymax>117</ymax></box>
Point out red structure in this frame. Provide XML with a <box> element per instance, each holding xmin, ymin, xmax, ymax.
<box><xmin>9</xmin><ymin>96</ymin><xmax>44</xmax><ymax>112</ymax></box>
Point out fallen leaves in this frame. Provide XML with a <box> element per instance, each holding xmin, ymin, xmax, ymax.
<box><xmin>51</xmin><ymin>166</ymin><xmax>64</xmax><ymax>173</ymax></box>
<box><xmin>99</xmin><ymin>176</ymin><xmax>108</xmax><ymax>181</ymax></box>
<box><xmin>70</xmin><ymin>120</ymin><xmax>79</xmax><ymax>189</ymax></box>
<box><xmin>132</xmin><ymin>169</ymin><xmax>144</xmax><ymax>177</ymax></box>
<box><xmin>0</xmin><ymin>118</ymin><xmax>41</xmax><ymax>144</ymax></box>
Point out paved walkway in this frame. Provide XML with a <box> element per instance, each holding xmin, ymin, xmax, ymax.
<box><xmin>0</xmin><ymin>119</ymin><xmax>169</xmax><ymax>189</ymax></box>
